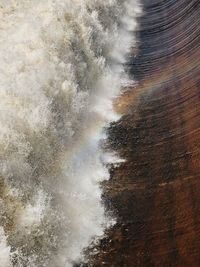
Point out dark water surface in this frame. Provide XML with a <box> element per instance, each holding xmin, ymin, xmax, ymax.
<box><xmin>89</xmin><ymin>0</ymin><xmax>200</xmax><ymax>266</ymax></box>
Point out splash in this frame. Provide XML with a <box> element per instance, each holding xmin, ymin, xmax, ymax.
<box><xmin>0</xmin><ymin>0</ymin><xmax>141</xmax><ymax>266</ymax></box>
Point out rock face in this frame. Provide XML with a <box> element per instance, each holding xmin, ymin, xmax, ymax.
<box><xmin>91</xmin><ymin>0</ymin><xmax>200</xmax><ymax>266</ymax></box>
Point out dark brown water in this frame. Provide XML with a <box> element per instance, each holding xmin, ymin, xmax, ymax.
<box><xmin>90</xmin><ymin>0</ymin><xmax>200</xmax><ymax>266</ymax></box>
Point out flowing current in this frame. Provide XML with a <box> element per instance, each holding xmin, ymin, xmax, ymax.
<box><xmin>0</xmin><ymin>0</ymin><xmax>141</xmax><ymax>266</ymax></box>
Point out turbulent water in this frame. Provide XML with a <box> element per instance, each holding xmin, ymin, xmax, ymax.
<box><xmin>0</xmin><ymin>0</ymin><xmax>141</xmax><ymax>266</ymax></box>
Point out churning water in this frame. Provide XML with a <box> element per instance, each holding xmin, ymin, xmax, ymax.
<box><xmin>0</xmin><ymin>0</ymin><xmax>141</xmax><ymax>266</ymax></box>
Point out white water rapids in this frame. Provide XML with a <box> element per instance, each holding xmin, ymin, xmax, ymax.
<box><xmin>0</xmin><ymin>0</ymin><xmax>141</xmax><ymax>266</ymax></box>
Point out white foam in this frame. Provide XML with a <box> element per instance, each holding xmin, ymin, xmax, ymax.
<box><xmin>0</xmin><ymin>228</ymin><xmax>11</xmax><ymax>267</ymax></box>
<box><xmin>0</xmin><ymin>0</ymin><xmax>142</xmax><ymax>266</ymax></box>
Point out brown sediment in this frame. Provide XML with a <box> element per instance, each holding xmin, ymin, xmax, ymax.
<box><xmin>89</xmin><ymin>0</ymin><xmax>200</xmax><ymax>266</ymax></box>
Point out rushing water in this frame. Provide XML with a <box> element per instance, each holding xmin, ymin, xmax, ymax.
<box><xmin>0</xmin><ymin>0</ymin><xmax>141</xmax><ymax>266</ymax></box>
